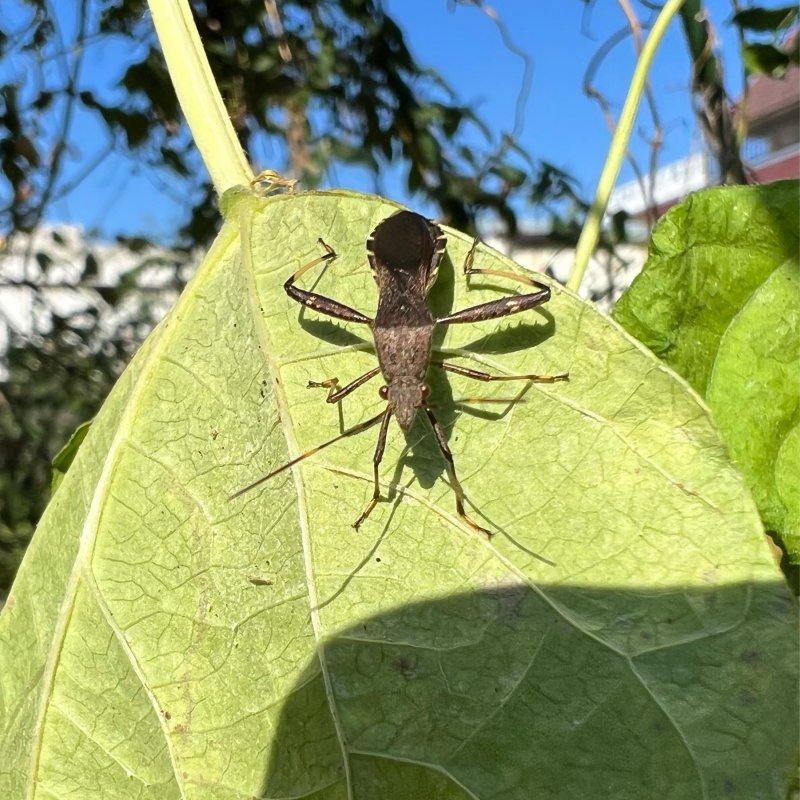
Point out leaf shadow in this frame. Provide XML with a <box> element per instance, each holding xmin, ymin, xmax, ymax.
<box><xmin>255</xmin><ymin>580</ymin><xmax>797</xmax><ymax>798</ymax></box>
<box><xmin>297</xmin><ymin>316</ymin><xmax>372</xmax><ymax>350</ymax></box>
<box><xmin>455</xmin><ymin>313</ymin><xmax>556</xmax><ymax>356</ymax></box>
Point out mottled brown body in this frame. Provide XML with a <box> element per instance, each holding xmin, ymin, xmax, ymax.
<box><xmin>233</xmin><ymin>209</ymin><xmax>568</xmax><ymax>535</ymax></box>
<box><xmin>368</xmin><ymin>212</ymin><xmax>443</xmax><ymax>431</ymax></box>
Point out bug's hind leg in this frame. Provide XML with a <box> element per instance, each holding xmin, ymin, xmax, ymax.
<box><xmin>230</xmin><ymin>409</ymin><xmax>387</xmax><ymax>500</ymax></box>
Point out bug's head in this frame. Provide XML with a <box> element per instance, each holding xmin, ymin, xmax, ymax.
<box><xmin>367</xmin><ymin>210</ymin><xmax>446</xmax><ymax>293</ymax></box>
<box><xmin>380</xmin><ymin>381</ymin><xmax>430</xmax><ymax>432</ymax></box>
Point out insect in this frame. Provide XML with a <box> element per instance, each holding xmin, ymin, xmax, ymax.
<box><xmin>232</xmin><ymin>210</ymin><xmax>567</xmax><ymax>536</ymax></box>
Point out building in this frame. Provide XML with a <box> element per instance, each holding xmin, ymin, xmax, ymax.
<box><xmin>742</xmin><ymin>64</ymin><xmax>800</xmax><ymax>183</ymax></box>
<box><xmin>609</xmin><ymin>62</ymin><xmax>800</xmax><ymax>226</ymax></box>
<box><xmin>0</xmin><ymin>224</ymin><xmax>194</xmax><ymax>376</ymax></box>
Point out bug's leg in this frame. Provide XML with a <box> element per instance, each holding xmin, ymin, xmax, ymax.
<box><xmin>307</xmin><ymin>377</ymin><xmax>341</xmax><ymax>401</ymax></box>
<box><xmin>425</xmin><ymin>409</ymin><xmax>491</xmax><ymax>537</ymax></box>
<box><xmin>461</xmin><ymin>235</ymin><xmax>549</xmax><ymax>287</ymax></box>
<box><xmin>435</xmin><ymin>238</ymin><xmax>553</xmax><ymax>326</ymax></box>
<box><xmin>285</xmin><ymin>238</ymin><xmax>373</xmax><ymax>325</ymax></box>
<box><xmin>353</xmin><ymin>409</ymin><xmax>393</xmax><ymax>530</ymax></box>
<box><xmin>433</xmin><ymin>360</ymin><xmax>568</xmax><ymax>384</ymax></box>
<box><xmin>435</xmin><ymin>283</ymin><xmax>551</xmax><ymax>326</ymax></box>
<box><xmin>230</xmin><ymin>409</ymin><xmax>386</xmax><ymax>500</ymax></box>
<box><xmin>308</xmin><ymin>366</ymin><xmax>382</xmax><ymax>404</ymax></box>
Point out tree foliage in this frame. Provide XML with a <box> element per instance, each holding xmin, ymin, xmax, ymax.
<box><xmin>1</xmin><ymin>0</ymin><xmax>550</xmax><ymax>247</ymax></box>
<box><xmin>0</xmin><ymin>318</ymin><xmax>130</xmax><ymax>590</ymax></box>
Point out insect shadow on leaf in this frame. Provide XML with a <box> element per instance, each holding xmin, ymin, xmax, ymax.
<box><xmin>231</xmin><ymin>210</ymin><xmax>568</xmax><ymax>536</ymax></box>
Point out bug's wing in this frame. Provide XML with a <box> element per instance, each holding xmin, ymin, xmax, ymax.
<box><xmin>367</xmin><ymin>210</ymin><xmax>446</xmax><ymax>293</ymax></box>
<box><xmin>366</xmin><ymin>233</ymin><xmax>378</xmax><ymax>275</ymax></box>
<box><xmin>424</xmin><ymin>220</ymin><xmax>447</xmax><ymax>293</ymax></box>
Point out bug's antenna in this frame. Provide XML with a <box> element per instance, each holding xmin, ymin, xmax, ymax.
<box><xmin>230</xmin><ymin>409</ymin><xmax>389</xmax><ymax>500</ymax></box>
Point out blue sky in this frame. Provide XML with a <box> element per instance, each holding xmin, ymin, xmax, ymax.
<box><xmin>7</xmin><ymin>1</ymin><xmax>766</xmax><ymax>241</ymax></box>
<box><xmin>380</xmin><ymin>1</ymin><xmax>750</xmax><ymax>208</ymax></box>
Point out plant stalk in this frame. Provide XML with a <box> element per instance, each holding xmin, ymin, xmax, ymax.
<box><xmin>568</xmin><ymin>0</ymin><xmax>688</xmax><ymax>293</ymax></box>
<box><xmin>147</xmin><ymin>0</ymin><xmax>253</xmax><ymax>194</ymax></box>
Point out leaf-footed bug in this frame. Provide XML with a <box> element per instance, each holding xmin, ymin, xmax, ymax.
<box><xmin>232</xmin><ymin>210</ymin><xmax>568</xmax><ymax>535</ymax></box>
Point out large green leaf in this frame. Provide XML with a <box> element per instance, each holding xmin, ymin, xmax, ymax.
<box><xmin>1</xmin><ymin>190</ymin><xmax>796</xmax><ymax>799</ymax></box>
<box><xmin>614</xmin><ymin>181</ymin><xmax>800</xmax><ymax>562</ymax></box>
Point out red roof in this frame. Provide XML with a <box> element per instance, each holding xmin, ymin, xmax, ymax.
<box><xmin>750</xmin><ymin>150</ymin><xmax>800</xmax><ymax>182</ymax></box>
<box><xmin>745</xmin><ymin>64</ymin><xmax>799</xmax><ymax>121</ymax></box>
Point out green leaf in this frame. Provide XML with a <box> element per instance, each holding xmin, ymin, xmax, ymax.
<box><xmin>1</xmin><ymin>191</ymin><xmax>796</xmax><ymax>799</ymax></box>
<box><xmin>50</xmin><ymin>418</ymin><xmax>93</xmax><ymax>493</ymax></box>
<box><xmin>614</xmin><ymin>181</ymin><xmax>800</xmax><ymax>563</ymax></box>
<box><xmin>742</xmin><ymin>42</ymin><xmax>791</xmax><ymax>77</ymax></box>
<box><xmin>709</xmin><ymin>261</ymin><xmax>800</xmax><ymax>555</ymax></box>
<box><xmin>732</xmin><ymin>5</ymin><xmax>799</xmax><ymax>33</ymax></box>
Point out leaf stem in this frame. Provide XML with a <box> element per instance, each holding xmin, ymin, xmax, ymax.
<box><xmin>567</xmin><ymin>0</ymin><xmax>687</xmax><ymax>293</ymax></box>
<box><xmin>147</xmin><ymin>0</ymin><xmax>253</xmax><ymax>194</ymax></box>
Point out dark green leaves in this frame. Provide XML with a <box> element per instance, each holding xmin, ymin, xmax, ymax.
<box><xmin>732</xmin><ymin>5</ymin><xmax>799</xmax><ymax>34</ymax></box>
<box><xmin>732</xmin><ymin>5</ymin><xmax>800</xmax><ymax>76</ymax></box>
<box><xmin>90</xmin><ymin>0</ymin><xmax>554</xmax><ymax>241</ymax></box>
<box><xmin>742</xmin><ymin>42</ymin><xmax>798</xmax><ymax>77</ymax></box>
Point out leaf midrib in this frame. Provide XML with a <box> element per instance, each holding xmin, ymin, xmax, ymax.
<box><xmin>239</xmin><ymin>202</ymin><xmax>355</xmax><ymax>795</ymax></box>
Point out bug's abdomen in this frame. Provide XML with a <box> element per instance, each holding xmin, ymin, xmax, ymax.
<box><xmin>373</xmin><ymin>323</ymin><xmax>435</xmax><ymax>384</ymax></box>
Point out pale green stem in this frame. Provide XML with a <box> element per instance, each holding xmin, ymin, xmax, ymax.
<box><xmin>567</xmin><ymin>0</ymin><xmax>688</xmax><ymax>293</ymax></box>
<box><xmin>147</xmin><ymin>0</ymin><xmax>253</xmax><ymax>194</ymax></box>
